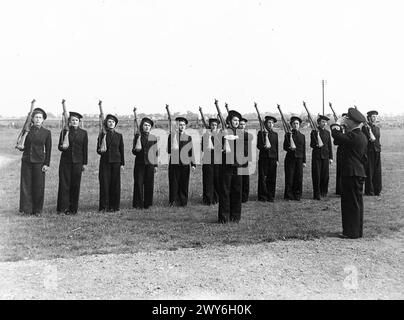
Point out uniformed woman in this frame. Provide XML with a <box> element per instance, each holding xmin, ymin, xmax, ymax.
<box><xmin>97</xmin><ymin>114</ymin><xmax>125</xmax><ymax>212</ymax></box>
<box><xmin>19</xmin><ymin>107</ymin><xmax>52</xmax><ymax>215</ymax></box>
<box><xmin>167</xmin><ymin>116</ymin><xmax>196</xmax><ymax>207</ymax></box>
<box><xmin>56</xmin><ymin>112</ymin><xmax>88</xmax><ymax>214</ymax></box>
<box><xmin>283</xmin><ymin>116</ymin><xmax>306</xmax><ymax>201</ymax></box>
<box><xmin>132</xmin><ymin>117</ymin><xmax>158</xmax><ymax>209</ymax></box>
<box><xmin>218</xmin><ymin>110</ymin><xmax>246</xmax><ymax>223</ymax></box>
<box><xmin>201</xmin><ymin>118</ymin><xmax>221</xmax><ymax>205</ymax></box>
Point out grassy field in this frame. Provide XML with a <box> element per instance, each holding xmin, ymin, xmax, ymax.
<box><xmin>1</xmin><ymin>127</ymin><xmax>403</xmax><ymax>262</ymax></box>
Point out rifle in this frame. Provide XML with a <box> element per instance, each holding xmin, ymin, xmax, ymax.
<box><xmin>165</xmin><ymin>104</ymin><xmax>179</xmax><ymax>150</ymax></box>
<box><xmin>354</xmin><ymin>105</ymin><xmax>376</xmax><ymax>142</ymax></box>
<box><xmin>254</xmin><ymin>102</ymin><xmax>271</xmax><ymax>149</ymax></box>
<box><xmin>15</xmin><ymin>99</ymin><xmax>35</xmax><ymax>150</ymax></box>
<box><xmin>214</xmin><ymin>99</ymin><xmax>231</xmax><ymax>153</ymax></box>
<box><xmin>329</xmin><ymin>102</ymin><xmax>338</xmax><ymax>122</ymax></box>
<box><xmin>61</xmin><ymin>99</ymin><xmax>70</xmax><ymax>149</ymax></box>
<box><xmin>198</xmin><ymin>106</ymin><xmax>209</xmax><ymax>129</ymax></box>
<box><xmin>303</xmin><ymin>101</ymin><xmax>324</xmax><ymax>148</ymax></box>
<box><xmin>224</xmin><ymin>103</ymin><xmax>230</xmax><ymax>113</ymax></box>
<box><xmin>133</xmin><ymin>107</ymin><xmax>142</xmax><ymax>152</ymax></box>
<box><xmin>98</xmin><ymin>100</ymin><xmax>107</xmax><ymax>152</ymax></box>
<box><xmin>199</xmin><ymin>106</ymin><xmax>214</xmax><ymax>150</ymax></box>
<box><xmin>277</xmin><ymin>104</ymin><xmax>296</xmax><ymax>150</ymax></box>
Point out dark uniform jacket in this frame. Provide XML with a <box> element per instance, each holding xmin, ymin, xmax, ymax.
<box><xmin>201</xmin><ymin>131</ymin><xmax>222</xmax><ymax>165</ymax></box>
<box><xmin>22</xmin><ymin>126</ymin><xmax>52</xmax><ymax>166</ymax></box>
<box><xmin>283</xmin><ymin>130</ymin><xmax>306</xmax><ymax>162</ymax></box>
<box><xmin>58</xmin><ymin>127</ymin><xmax>88</xmax><ymax>164</ymax></box>
<box><xmin>221</xmin><ymin>128</ymin><xmax>249</xmax><ymax>167</ymax></box>
<box><xmin>97</xmin><ymin>130</ymin><xmax>125</xmax><ymax>165</ymax></box>
<box><xmin>168</xmin><ymin>132</ymin><xmax>195</xmax><ymax>166</ymax></box>
<box><xmin>257</xmin><ymin>130</ymin><xmax>278</xmax><ymax>161</ymax></box>
<box><xmin>332</xmin><ymin>127</ymin><xmax>367</xmax><ymax>177</ymax></box>
<box><xmin>132</xmin><ymin>132</ymin><xmax>158</xmax><ymax>167</ymax></box>
<box><xmin>363</xmin><ymin>124</ymin><xmax>381</xmax><ymax>152</ymax></box>
<box><xmin>310</xmin><ymin>127</ymin><xmax>333</xmax><ymax>160</ymax></box>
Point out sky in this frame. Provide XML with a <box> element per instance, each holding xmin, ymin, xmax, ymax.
<box><xmin>0</xmin><ymin>0</ymin><xmax>403</xmax><ymax>117</ymax></box>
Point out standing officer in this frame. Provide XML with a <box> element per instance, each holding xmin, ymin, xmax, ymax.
<box><xmin>97</xmin><ymin>114</ymin><xmax>125</xmax><ymax>212</ymax></box>
<box><xmin>57</xmin><ymin>112</ymin><xmax>88</xmax><ymax>214</ymax></box>
<box><xmin>257</xmin><ymin>116</ymin><xmax>279</xmax><ymax>202</ymax></box>
<box><xmin>331</xmin><ymin>108</ymin><xmax>367</xmax><ymax>239</ymax></box>
<box><xmin>168</xmin><ymin>116</ymin><xmax>196</xmax><ymax>207</ymax></box>
<box><xmin>218</xmin><ymin>110</ymin><xmax>245</xmax><ymax>223</ymax></box>
<box><xmin>334</xmin><ymin>113</ymin><xmax>347</xmax><ymax>195</ymax></box>
<box><xmin>201</xmin><ymin>118</ymin><xmax>221</xmax><ymax>205</ymax></box>
<box><xmin>283</xmin><ymin>116</ymin><xmax>306</xmax><ymax>201</ymax></box>
<box><xmin>19</xmin><ymin>107</ymin><xmax>52</xmax><ymax>215</ymax></box>
<box><xmin>132</xmin><ymin>117</ymin><xmax>158</xmax><ymax>209</ymax></box>
<box><xmin>310</xmin><ymin>115</ymin><xmax>333</xmax><ymax>200</ymax></box>
<box><xmin>238</xmin><ymin>117</ymin><xmax>253</xmax><ymax>203</ymax></box>
<box><xmin>363</xmin><ymin>110</ymin><xmax>382</xmax><ymax>196</ymax></box>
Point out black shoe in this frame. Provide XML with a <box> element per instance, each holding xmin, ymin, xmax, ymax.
<box><xmin>268</xmin><ymin>199</ymin><xmax>274</xmax><ymax>203</ymax></box>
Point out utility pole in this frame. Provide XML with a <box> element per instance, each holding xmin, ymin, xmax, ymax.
<box><xmin>322</xmin><ymin>79</ymin><xmax>325</xmax><ymax>116</ymax></box>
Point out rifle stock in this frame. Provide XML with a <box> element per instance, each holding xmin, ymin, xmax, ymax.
<box><xmin>98</xmin><ymin>100</ymin><xmax>107</xmax><ymax>152</ymax></box>
<box><xmin>61</xmin><ymin>99</ymin><xmax>70</xmax><ymax>149</ymax></box>
<box><xmin>15</xmin><ymin>99</ymin><xmax>35</xmax><ymax>150</ymax></box>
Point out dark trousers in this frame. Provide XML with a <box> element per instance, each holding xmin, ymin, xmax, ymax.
<box><xmin>202</xmin><ymin>164</ymin><xmax>220</xmax><ymax>205</ymax></box>
<box><xmin>99</xmin><ymin>161</ymin><xmax>121</xmax><ymax>211</ymax></box>
<box><xmin>365</xmin><ymin>151</ymin><xmax>382</xmax><ymax>196</ymax></box>
<box><xmin>168</xmin><ymin>164</ymin><xmax>190</xmax><ymax>207</ymax></box>
<box><xmin>257</xmin><ymin>158</ymin><xmax>277</xmax><ymax>201</ymax></box>
<box><xmin>311</xmin><ymin>157</ymin><xmax>330</xmax><ymax>199</ymax></box>
<box><xmin>218</xmin><ymin>165</ymin><xmax>242</xmax><ymax>223</ymax></box>
<box><xmin>241</xmin><ymin>173</ymin><xmax>250</xmax><ymax>203</ymax></box>
<box><xmin>57</xmin><ymin>162</ymin><xmax>83</xmax><ymax>213</ymax></box>
<box><xmin>19</xmin><ymin>161</ymin><xmax>45</xmax><ymax>214</ymax></box>
<box><xmin>341</xmin><ymin>176</ymin><xmax>365</xmax><ymax>238</ymax></box>
<box><xmin>336</xmin><ymin>150</ymin><xmax>342</xmax><ymax>195</ymax></box>
<box><xmin>284</xmin><ymin>156</ymin><xmax>303</xmax><ymax>200</ymax></box>
<box><xmin>133</xmin><ymin>164</ymin><xmax>155</xmax><ymax>209</ymax></box>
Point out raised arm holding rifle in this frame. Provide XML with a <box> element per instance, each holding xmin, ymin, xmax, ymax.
<box><xmin>61</xmin><ymin>99</ymin><xmax>70</xmax><ymax>149</ymax></box>
<box><xmin>355</xmin><ymin>105</ymin><xmax>376</xmax><ymax>142</ymax></box>
<box><xmin>133</xmin><ymin>107</ymin><xmax>142</xmax><ymax>152</ymax></box>
<box><xmin>303</xmin><ymin>101</ymin><xmax>324</xmax><ymax>148</ymax></box>
<box><xmin>277</xmin><ymin>104</ymin><xmax>296</xmax><ymax>150</ymax></box>
<box><xmin>98</xmin><ymin>100</ymin><xmax>107</xmax><ymax>153</ymax></box>
<box><xmin>15</xmin><ymin>99</ymin><xmax>36</xmax><ymax>150</ymax></box>
<box><xmin>214</xmin><ymin>99</ymin><xmax>231</xmax><ymax>153</ymax></box>
<box><xmin>255</xmin><ymin>102</ymin><xmax>271</xmax><ymax>149</ymax></box>
<box><xmin>304</xmin><ymin>101</ymin><xmax>333</xmax><ymax>200</ymax></box>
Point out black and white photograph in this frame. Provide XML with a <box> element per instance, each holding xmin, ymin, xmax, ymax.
<box><xmin>0</xmin><ymin>0</ymin><xmax>403</xmax><ymax>305</ymax></box>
